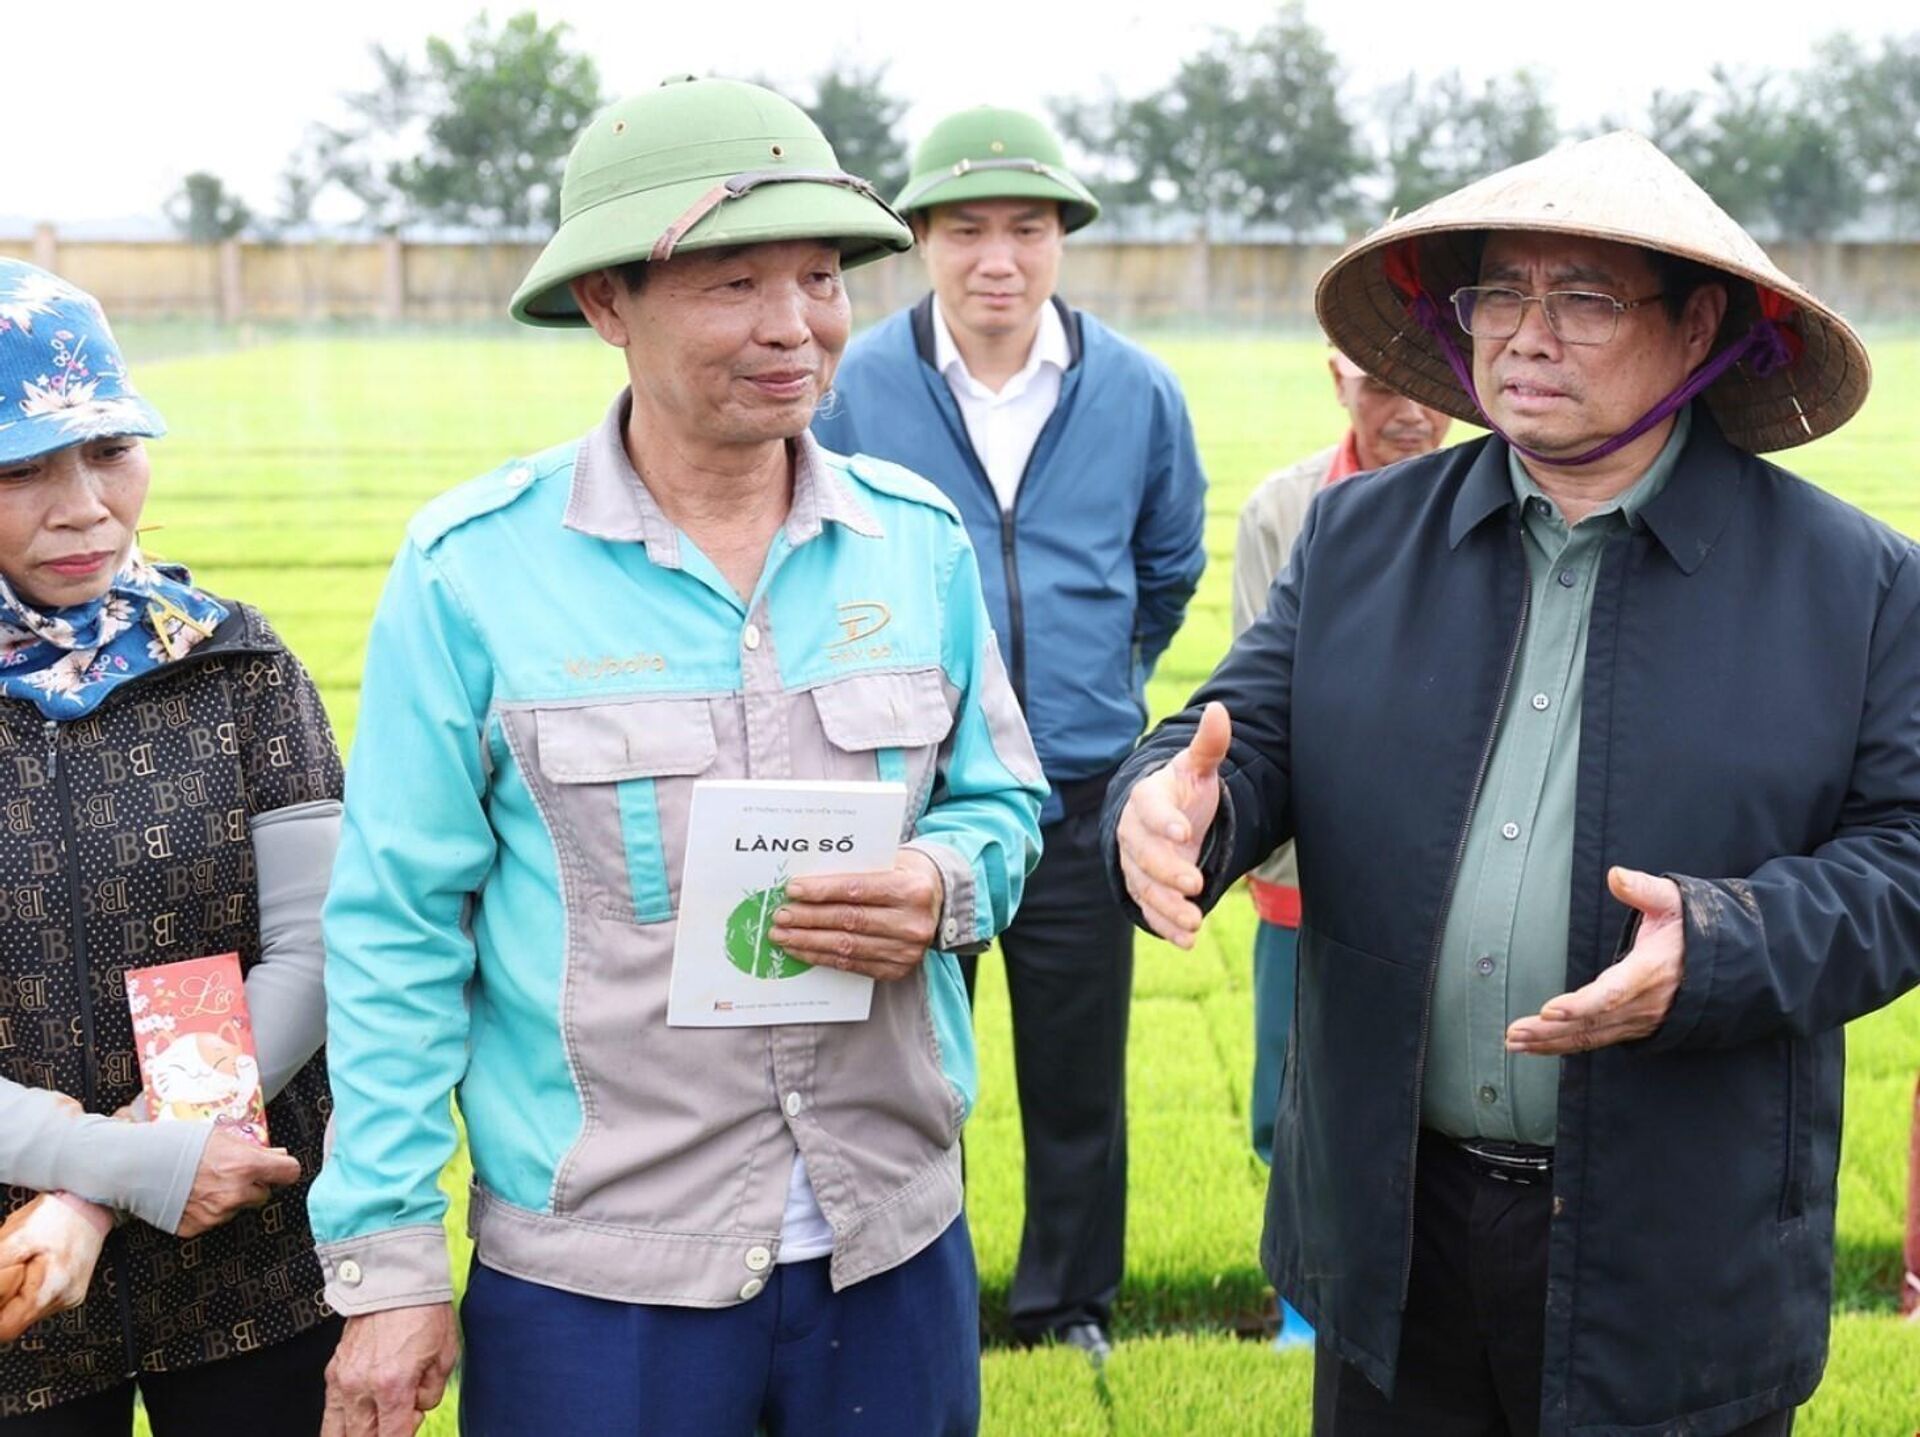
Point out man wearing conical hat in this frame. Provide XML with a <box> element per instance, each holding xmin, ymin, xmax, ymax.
<box><xmin>1105</xmin><ymin>132</ymin><xmax>1920</xmax><ymax>1434</ymax></box>
<box><xmin>308</xmin><ymin>78</ymin><xmax>1045</xmax><ymax>1436</ymax></box>
<box><xmin>815</xmin><ymin>105</ymin><xmax>1207</xmax><ymax>1363</ymax></box>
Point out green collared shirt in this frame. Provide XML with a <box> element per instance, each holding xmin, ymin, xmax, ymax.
<box><xmin>1422</xmin><ymin>407</ymin><xmax>1692</xmax><ymax>1145</ymax></box>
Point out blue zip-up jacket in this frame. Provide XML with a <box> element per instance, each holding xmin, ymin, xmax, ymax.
<box><xmin>814</xmin><ymin>296</ymin><xmax>1207</xmax><ymax>819</ymax></box>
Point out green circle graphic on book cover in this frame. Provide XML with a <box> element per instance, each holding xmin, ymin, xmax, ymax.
<box><xmin>724</xmin><ymin>879</ymin><xmax>809</xmax><ymax>980</ymax></box>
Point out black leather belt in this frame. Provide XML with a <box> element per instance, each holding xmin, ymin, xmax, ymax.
<box><xmin>1452</xmin><ymin>1137</ymin><xmax>1554</xmax><ymax>1187</ymax></box>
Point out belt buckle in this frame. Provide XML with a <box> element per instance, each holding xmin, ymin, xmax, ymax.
<box><xmin>1458</xmin><ymin>1139</ymin><xmax>1552</xmax><ymax>1187</ymax></box>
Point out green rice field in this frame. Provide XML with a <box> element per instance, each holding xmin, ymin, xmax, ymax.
<box><xmin>123</xmin><ymin>328</ymin><xmax>1919</xmax><ymax>1434</ymax></box>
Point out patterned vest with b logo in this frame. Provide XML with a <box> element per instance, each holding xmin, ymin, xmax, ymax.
<box><xmin>0</xmin><ymin>604</ymin><xmax>341</xmax><ymax>1414</ymax></box>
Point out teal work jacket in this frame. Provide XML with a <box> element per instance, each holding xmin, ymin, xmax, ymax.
<box><xmin>310</xmin><ymin>395</ymin><xmax>1045</xmax><ymax>1315</ymax></box>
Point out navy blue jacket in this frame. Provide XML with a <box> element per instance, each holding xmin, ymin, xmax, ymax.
<box><xmin>815</xmin><ymin>296</ymin><xmax>1207</xmax><ymax>820</ymax></box>
<box><xmin>1104</xmin><ymin>413</ymin><xmax>1920</xmax><ymax>1435</ymax></box>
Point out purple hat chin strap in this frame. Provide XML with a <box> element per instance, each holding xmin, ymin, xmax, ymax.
<box><xmin>1405</xmin><ymin>291</ymin><xmax>1796</xmax><ymax>466</ymax></box>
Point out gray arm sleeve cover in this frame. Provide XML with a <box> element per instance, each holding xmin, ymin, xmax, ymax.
<box><xmin>0</xmin><ymin>802</ymin><xmax>338</xmax><ymax>1234</ymax></box>
<box><xmin>0</xmin><ymin>1078</ymin><xmax>210</xmax><ymax>1232</ymax></box>
<box><xmin>248</xmin><ymin>799</ymin><xmax>341</xmax><ymax>1102</ymax></box>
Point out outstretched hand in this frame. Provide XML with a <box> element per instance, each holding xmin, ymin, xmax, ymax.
<box><xmin>1114</xmin><ymin>702</ymin><xmax>1233</xmax><ymax>949</ymax></box>
<box><xmin>1506</xmin><ymin>866</ymin><xmax>1686</xmax><ymax>1055</ymax></box>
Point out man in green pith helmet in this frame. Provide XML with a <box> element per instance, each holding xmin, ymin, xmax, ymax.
<box><xmin>309</xmin><ymin>77</ymin><xmax>1044</xmax><ymax>1437</ymax></box>
<box><xmin>814</xmin><ymin>105</ymin><xmax>1207</xmax><ymax>1363</ymax></box>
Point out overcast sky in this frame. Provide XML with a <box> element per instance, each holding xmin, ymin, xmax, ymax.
<box><xmin>11</xmin><ymin>0</ymin><xmax>1914</xmax><ymax>226</ymax></box>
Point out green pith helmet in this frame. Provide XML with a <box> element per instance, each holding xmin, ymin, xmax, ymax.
<box><xmin>510</xmin><ymin>76</ymin><xmax>914</xmax><ymax>327</ymax></box>
<box><xmin>893</xmin><ymin>106</ymin><xmax>1100</xmax><ymax>234</ymax></box>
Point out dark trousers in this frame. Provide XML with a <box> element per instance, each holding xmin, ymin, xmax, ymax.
<box><xmin>1313</xmin><ymin>1136</ymin><xmax>1794</xmax><ymax>1436</ymax></box>
<box><xmin>960</xmin><ymin>801</ymin><xmax>1134</xmax><ymax>1339</ymax></box>
<box><xmin>0</xmin><ymin>1316</ymin><xmax>340</xmax><ymax>1436</ymax></box>
<box><xmin>459</xmin><ymin>1214</ymin><xmax>980</xmax><ymax>1436</ymax></box>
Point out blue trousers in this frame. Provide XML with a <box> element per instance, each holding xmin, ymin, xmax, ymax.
<box><xmin>1251</xmin><ymin>919</ymin><xmax>1299</xmax><ymax>1166</ymax></box>
<box><xmin>458</xmin><ymin>1215</ymin><xmax>980</xmax><ymax>1437</ymax></box>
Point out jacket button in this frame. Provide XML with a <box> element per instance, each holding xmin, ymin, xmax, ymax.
<box><xmin>1478</xmin><ymin>1084</ymin><xmax>1499</xmax><ymax>1105</ymax></box>
<box><xmin>942</xmin><ymin>919</ymin><xmax>959</xmax><ymax>945</ymax></box>
<box><xmin>1530</xmin><ymin>693</ymin><xmax>1550</xmax><ymax>711</ymax></box>
<box><xmin>1556</xmin><ymin>569</ymin><xmax>1577</xmax><ymax>588</ymax></box>
<box><xmin>1500</xmin><ymin>822</ymin><xmax>1520</xmax><ymax>841</ymax></box>
<box><xmin>784</xmin><ymin>1091</ymin><xmax>803</xmax><ymax>1117</ymax></box>
<box><xmin>740</xmin><ymin>1278</ymin><xmax>765</xmax><ymax>1300</ymax></box>
<box><xmin>1476</xmin><ymin>955</ymin><xmax>1496</xmax><ymax>976</ymax></box>
<box><xmin>336</xmin><ymin>1259</ymin><xmax>363</xmax><ymax>1286</ymax></box>
<box><xmin>744</xmin><ymin>624</ymin><xmax>762</xmax><ymax>651</ymax></box>
<box><xmin>745</xmin><ymin>1246</ymin><xmax>772</xmax><ymax>1272</ymax></box>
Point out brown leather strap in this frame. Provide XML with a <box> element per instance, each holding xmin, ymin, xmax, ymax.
<box><xmin>649</xmin><ymin>169</ymin><xmax>900</xmax><ymax>263</ymax></box>
<box><xmin>649</xmin><ymin>181</ymin><xmax>735</xmax><ymax>262</ymax></box>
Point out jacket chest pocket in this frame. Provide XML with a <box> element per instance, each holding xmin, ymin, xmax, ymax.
<box><xmin>809</xmin><ymin>668</ymin><xmax>955</xmax><ymax>824</ymax></box>
<box><xmin>532</xmin><ymin>700</ymin><xmax>717</xmax><ymax>925</ymax></box>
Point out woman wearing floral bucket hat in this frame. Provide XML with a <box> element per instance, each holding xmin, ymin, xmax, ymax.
<box><xmin>1107</xmin><ymin>132</ymin><xmax>1919</xmax><ymax>1435</ymax></box>
<box><xmin>0</xmin><ymin>260</ymin><xmax>343</xmax><ymax>1436</ymax></box>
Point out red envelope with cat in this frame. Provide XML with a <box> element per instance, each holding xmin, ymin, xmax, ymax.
<box><xmin>125</xmin><ymin>953</ymin><xmax>269</xmax><ymax>1145</ymax></box>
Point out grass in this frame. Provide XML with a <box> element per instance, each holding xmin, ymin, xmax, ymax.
<box><xmin>120</xmin><ymin>328</ymin><xmax>1919</xmax><ymax>1434</ymax></box>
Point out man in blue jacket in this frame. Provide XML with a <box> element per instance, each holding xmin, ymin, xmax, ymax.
<box><xmin>815</xmin><ymin>106</ymin><xmax>1207</xmax><ymax>1358</ymax></box>
<box><xmin>1108</xmin><ymin>133</ymin><xmax>1919</xmax><ymax>1435</ymax></box>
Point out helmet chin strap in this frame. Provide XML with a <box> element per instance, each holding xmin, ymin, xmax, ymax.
<box><xmin>1401</xmin><ymin>289</ymin><xmax>1797</xmax><ymax>467</ymax></box>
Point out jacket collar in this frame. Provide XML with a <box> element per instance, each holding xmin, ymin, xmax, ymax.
<box><xmin>1447</xmin><ymin>405</ymin><xmax>1746</xmax><ymax>576</ymax></box>
<box><xmin>1447</xmin><ymin>436</ymin><xmax>1521</xmax><ymax>550</ymax></box>
<box><xmin>564</xmin><ymin>389</ymin><xmax>881</xmax><ymax>567</ymax></box>
<box><xmin>910</xmin><ymin>292</ymin><xmax>1084</xmax><ymax>373</ymax></box>
<box><xmin>1634</xmin><ymin>407</ymin><xmax>1747</xmax><ymax>575</ymax></box>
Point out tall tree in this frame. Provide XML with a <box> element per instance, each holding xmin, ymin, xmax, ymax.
<box><xmin>310</xmin><ymin>11</ymin><xmax>602</xmax><ymax>235</ymax></box>
<box><xmin>402</xmin><ymin>11</ymin><xmax>603</xmax><ymax>233</ymax></box>
<box><xmin>166</xmin><ymin>172</ymin><xmax>252</xmax><ymax>243</ymax></box>
<box><xmin>1378</xmin><ymin>70</ymin><xmax>1557</xmax><ymax>218</ymax></box>
<box><xmin>1809</xmin><ymin>31</ymin><xmax>1920</xmax><ymax>237</ymax></box>
<box><xmin>315</xmin><ymin>44</ymin><xmax>422</xmax><ymax>234</ymax></box>
<box><xmin>1647</xmin><ymin>67</ymin><xmax>1863</xmax><ymax>242</ymax></box>
<box><xmin>806</xmin><ymin>63</ymin><xmax>909</xmax><ymax>198</ymax></box>
<box><xmin>1052</xmin><ymin>2</ymin><xmax>1366</xmax><ymax>239</ymax></box>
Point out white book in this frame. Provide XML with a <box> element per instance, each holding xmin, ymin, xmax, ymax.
<box><xmin>666</xmin><ymin>779</ymin><xmax>908</xmax><ymax>1027</ymax></box>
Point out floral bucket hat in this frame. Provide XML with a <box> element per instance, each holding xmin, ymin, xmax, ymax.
<box><xmin>0</xmin><ymin>258</ymin><xmax>166</xmax><ymax>466</ymax></box>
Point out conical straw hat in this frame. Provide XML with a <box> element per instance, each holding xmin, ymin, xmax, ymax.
<box><xmin>1315</xmin><ymin>131</ymin><xmax>1871</xmax><ymax>453</ymax></box>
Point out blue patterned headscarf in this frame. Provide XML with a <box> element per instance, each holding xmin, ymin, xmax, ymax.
<box><xmin>0</xmin><ymin>260</ymin><xmax>226</xmax><ymax>718</ymax></box>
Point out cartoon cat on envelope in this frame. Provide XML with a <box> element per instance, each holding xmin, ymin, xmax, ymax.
<box><xmin>147</xmin><ymin>1024</ymin><xmax>263</xmax><ymax>1135</ymax></box>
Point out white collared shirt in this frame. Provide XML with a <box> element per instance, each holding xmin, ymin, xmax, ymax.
<box><xmin>932</xmin><ymin>297</ymin><xmax>1071</xmax><ymax>512</ymax></box>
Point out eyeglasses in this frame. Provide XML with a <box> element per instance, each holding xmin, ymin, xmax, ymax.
<box><xmin>1449</xmin><ymin>286</ymin><xmax>1665</xmax><ymax>346</ymax></box>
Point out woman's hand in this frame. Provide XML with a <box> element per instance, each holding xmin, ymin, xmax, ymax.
<box><xmin>0</xmin><ymin>1195</ymin><xmax>110</xmax><ymax>1341</ymax></box>
<box><xmin>176</xmin><ymin>1128</ymin><xmax>302</xmax><ymax>1238</ymax></box>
